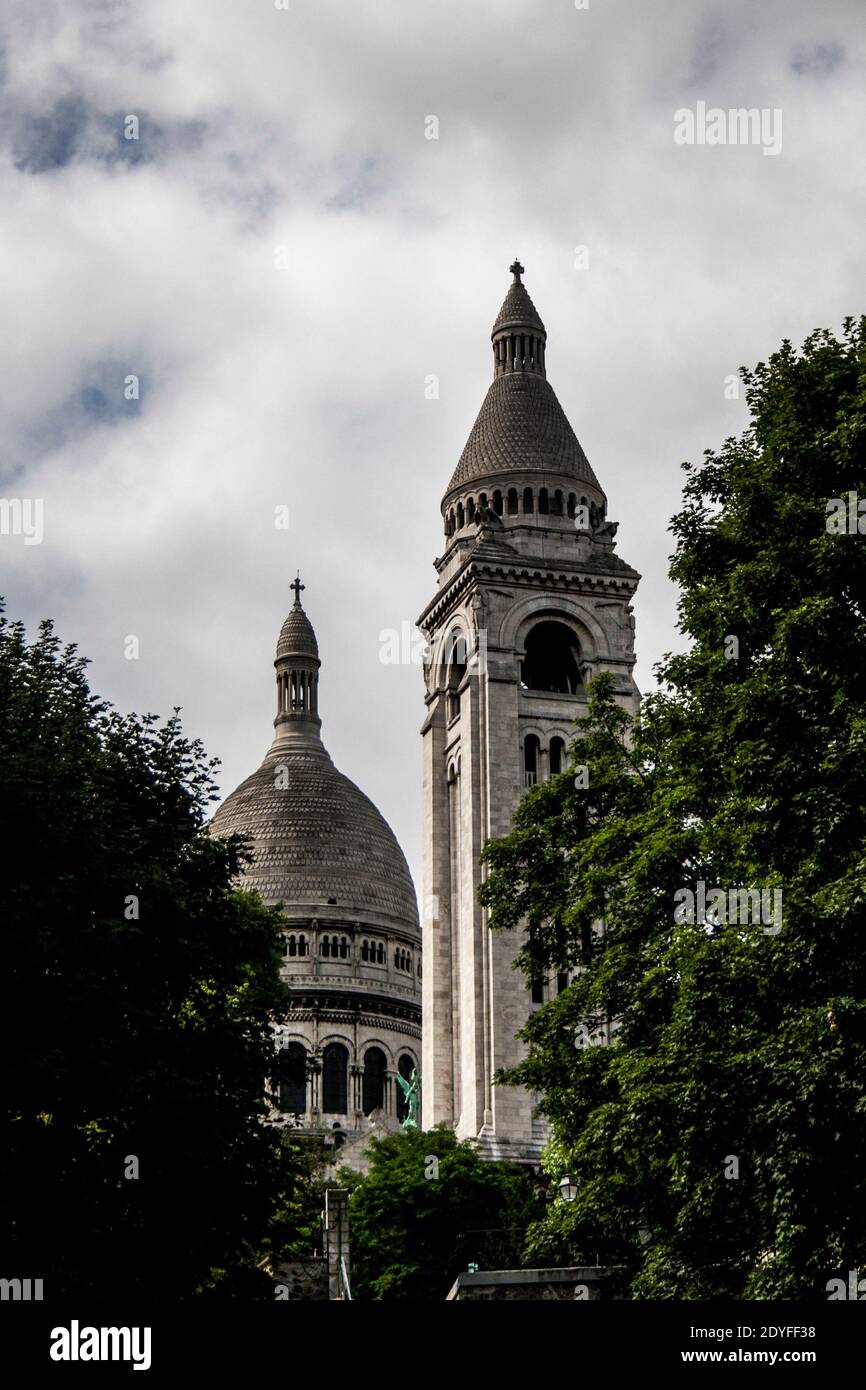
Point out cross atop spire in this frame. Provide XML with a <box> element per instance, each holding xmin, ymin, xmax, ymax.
<box><xmin>289</xmin><ymin>572</ymin><xmax>305</xmax><ymax>606</ymax></box>
<box><xmin>509</xmin><ymin>258</ymin><xmax>524</xmax><ymax>283</ymax></box>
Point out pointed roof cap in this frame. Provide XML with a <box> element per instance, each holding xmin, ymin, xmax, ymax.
<box><xmin>442</xmin><ymin>263</ymin><xmax>602</xmax><ymax>504</ymax></box>
<box><xmin>492</xmin><ymin>259</ymin><xmax>546</xmax><ymax>335</ymax></box>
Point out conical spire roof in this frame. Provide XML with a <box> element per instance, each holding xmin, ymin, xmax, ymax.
<box><xmin>492</xmin><ymin>259</ymin><xmax>546</xmax><ymax>334</ymax></box>
<box><xmin>442</xmin><ymin>262</ymin><xmax>601</xmax><ymax>504</ymax></box>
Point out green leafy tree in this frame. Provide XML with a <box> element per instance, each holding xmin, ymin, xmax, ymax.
<box><xmin>345</xmin><ymin>1127</ymin><xmax>538</xmax><ymax>1299</ymax></box>
<box><xmin>480</xmin><ymin>319</ymin><xmax>866</xmax><ymax>1299</ymax></box>
<box><xmin>0</xmin><ymin>608</ymin><xmax>308</xmax><ymax>1298</ymax></box>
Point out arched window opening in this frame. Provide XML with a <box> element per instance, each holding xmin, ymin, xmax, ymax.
<box><xmin>298</xmin><ymin>934</ymin><xmax>308</xmax><ymax>957</ymax></box>
<box><xmin>567</xmin><ymin>493</ymin><xmax>576</xmax><ymax>518</ymax></box>
<box><xmin>277</xmin><ymin>1042</ymin><xmax>307</xmax><ymax>1115</ymax></box>
<box><xmin>339</xmin><ymin>937</ymin><xmax>349</xmax><ymax>960</ymax></box>
<box><xmin>507</xmin><ymin>488</ymin><xmax>519</xmax><ymax>515</ymax></box>
<box><xmin>321</xmin><ymin>936</ymin><xmax>330</xmax><ymax>958</ymax></box>
<box><xmin>396</xmin><ymin>1053</ymin><xmax>415</xmax><ymax>1123</ymax></box>
<box><xmin>550</xmin><ymin>736</ymin><xmax>566</xmax><ymax>776</ymax></box>
<box><xmin>362</xmin><ymin>1047</ymin><xmax>387</xmax><ymax>1115</ymax></box>
<box><xmin>553</xmin><ymin>490</ymin><xmax>563</xmax><ymax>516</ymax></box>
<box><xmin>520</xmin><ymin>621</ymin><xmax>582</xmax><ymax>696</ymax></box>
<box><xmin>445</xmin><ymin>628</ymin><xmax>467</xmax><ymax>722</ymax></box>
<box><xmin>377</xmin><ymin>942</ymin><xmax>385</xmax><ymax>964</ymax></box>
<box><xmin>524</xmin><ymin>734</ymin><xmax>540</xmax><ymax>787</ymax></box>
<box><xmin>287</xmin><ymin>934</ymin><xmax>297</xmax><ymax>957</ymax></box>
<box><xmin>456</xmin><ymin>502</ymin><xmax>464</xmax><ymax>529</ymax></box>
<box><xmin>538</xmin><ymin>488</ymin><xmax>549</xmax><ymax>515</ymax></box>
<box><xmin>522</xmin><ymin>487</ymin><xmax>534</xmax><ymax>514</ymax></box>
<box><xmin>493</xmin><ymin>490</ymin><xmax>503</xmax><ymax>515</ymax></box>
<box><xmin>467</xmin><ymin>497</ymin><xmax>475</xmax><ymax>522</ymax></box>
<box><xmin>322</xmin><ymin>1043</ymin><xmax>349</xmax><ymax>1114</ymax></box>
<box><xmin>479</xmin><ymin>493</ymin><xmax>488</xmax><ymax>510</ymax></box>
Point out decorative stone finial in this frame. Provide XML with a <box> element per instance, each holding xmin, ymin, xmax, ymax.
<box><xmin>509</xmin><ymin>259</ymin><xmax>524</xmax><ymax>282</ymax></box>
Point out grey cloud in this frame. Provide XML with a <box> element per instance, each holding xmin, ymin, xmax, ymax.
<box><xmin>9</xmin><ymin>92</ymin><xmax>207</xmax><ymax>173</ymax></box>
<box><xmin>791</xmin><ymin>42</ymin><xmax>845</xmax><ymax>77</ymax></box>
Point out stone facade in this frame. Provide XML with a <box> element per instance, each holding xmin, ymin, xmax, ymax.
<box><xmin>418</xmin><ymin>263</ymin><xmax>640</xmax><ymax>1162</ymax></box>
<box><xmin>211</xmin><ymin>580</ymin><xmax>421</xmax><ymax>1149</ymax></box>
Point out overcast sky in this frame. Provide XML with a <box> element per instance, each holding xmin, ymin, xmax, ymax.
<box><xmin>2</xmin><ymin>0</ymin><xmax>864</xmax><ymax>891</ymax></box>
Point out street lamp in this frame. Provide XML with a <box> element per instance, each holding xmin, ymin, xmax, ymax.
<box><xmin>558</xmin><ymin>1174</ymin><xmax>578</xmax><ymax>1203</ymax></box>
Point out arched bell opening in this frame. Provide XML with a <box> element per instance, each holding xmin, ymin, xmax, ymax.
<box><xmin>520</xmin><ymin>620</ymin><xmax>584</xmax><ymax>696</ymax></box>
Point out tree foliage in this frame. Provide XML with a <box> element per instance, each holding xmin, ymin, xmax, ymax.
<box><xmin>0</xmin><ymin>608</ymin><xmax>304</xmax><ymax>1298</ymax></box>
<box><xmin>480</xmin><ymin>319</ymin><xmax>866</xmax><ymax>1298</ymax></box>
<box><xmin>345</xmin><ymin>1127</ymin><xmax>538</xmax><ymax>1300</ymax></box>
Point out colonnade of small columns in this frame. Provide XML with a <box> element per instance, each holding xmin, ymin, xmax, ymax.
<box><xmin>493</xmin><ymin>330</ymin><xmax>546</xmax><ymax>376</ymax></box>
<box><xmin>276</xmin><ymin>667</ymin><xmax>318</xmax><ymax>716</ymax></box>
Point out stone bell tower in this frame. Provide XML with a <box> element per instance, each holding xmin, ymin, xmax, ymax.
<box><xmin>418</xmin><ymin>261</ymin><xmax>640</xmax><ymax>1163</ymax></box>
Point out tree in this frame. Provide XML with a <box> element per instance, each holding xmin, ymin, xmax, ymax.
<box><xmin>0</xmin><ymin>607</ymin><xmax>304</xmax><ymax>1298</ymax></box>
<box><xmin>480</xmin><ymin>319</ymin><xmax>866</xmax><ymax>1298</ymax></box>
<box><xmin>345</xmin><ymin>1127</ymin><xmax>538</xmax><ymax>1299</ymax></box>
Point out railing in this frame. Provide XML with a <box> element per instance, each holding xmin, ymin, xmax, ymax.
<box><xmin>524</xmin><ymin>771</ymin><xmax>537</xmax><ymax>787</ymax></box>
<box><xmin>339</xmin><ymin>1256</ymin><xmax>352</xmax><ymax>1301</ymax></box>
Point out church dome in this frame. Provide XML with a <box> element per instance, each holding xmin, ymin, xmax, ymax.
<box><xmin>211</xmin><ymin>576</ymin><xmax>419</xmax><ymax>934</ymax></box>
<box><xmin>211</xmin><ymin>745</ymin><xmax>419</xmax><ymax>932</ymax></box>
<box><xmin>211</xmin><ymin>577</ymin><xmax>421</xmax><ymax>1144</ymax></box>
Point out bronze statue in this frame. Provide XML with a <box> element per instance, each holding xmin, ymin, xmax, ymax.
<box><xmin>396</xmin><ymin>1068</ymin><xmax>420</xmax><ymax>1131</ymax></box>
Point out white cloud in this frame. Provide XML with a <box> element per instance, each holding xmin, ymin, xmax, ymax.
<box><xmin>1</xmin><ymin>0</ymin><xmax>864</xmax><ymax>887</ymax></box>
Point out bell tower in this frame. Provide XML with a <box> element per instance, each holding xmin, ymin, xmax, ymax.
<box><xmin>418</xmin><ymin>262</ymin><xmax>641</xmax><ymax>1162</ymax></box>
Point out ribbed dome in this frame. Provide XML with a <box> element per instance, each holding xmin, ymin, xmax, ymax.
<box><xmin>277</xmin><ymin>604</ymin><xmax>318</xmax><ymax>660</ymax></box>
<box><xmin>211</xmin><ymin>580</ymin><xmax>419</xmax><ymax>934</ymax></box>
<box><xmin>444</xmin><ymin>370</ymin><xmax>600</xmax><ymax>499</ymax></box>
<box><xmin>211</xmin><ymin>747</ymin><xmax>420</xmax><ymax>933</ymax></box>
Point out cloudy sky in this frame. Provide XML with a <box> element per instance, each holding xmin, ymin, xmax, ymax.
<box><xmin>2</xmin><ymin>0</ymin><xmax>864</xmax><ymax>889</ymax></box>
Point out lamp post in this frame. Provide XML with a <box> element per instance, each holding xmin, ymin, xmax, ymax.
<box><xmin>558</xmin><ymin>1174</ymin><xmax>578</xmax><ymax>1203</ymax></box>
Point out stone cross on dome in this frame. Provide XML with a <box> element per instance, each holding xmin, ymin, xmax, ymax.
<box><xmin>509</xmin><ymin>258</ymin><xmax>525</xmax><ymax>282</ymax></box>
<box><xmin>289</xmin><ymin>573</ymin><xmax>305</xmax><ymax>606</ymax></box>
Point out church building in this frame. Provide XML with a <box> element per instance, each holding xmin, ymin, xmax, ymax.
<box><xmin>417</xmin><ymin>262</ymin><xmax>640</xmax><ymax>1162</ymax></box>
<box><xmin>212</xmin><ymin>262</ymin><xmax>639</xmax><ymax>1170</ymax></box>
<box><xmin>211</xmin><ymin>579</ymin><xmax>421</xmax><ymax>1149</ymax></box>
